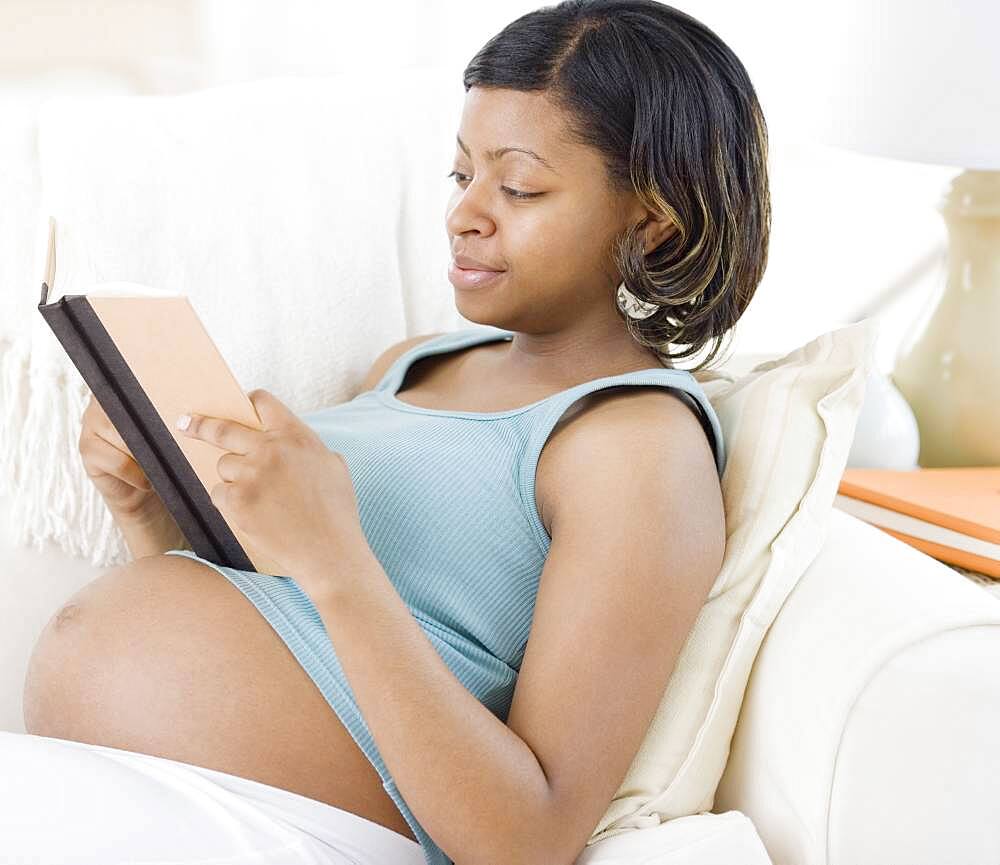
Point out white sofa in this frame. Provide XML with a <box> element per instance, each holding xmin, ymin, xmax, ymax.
<box><xmin>6</xmin><ymin>481</ymin><xmax>1000</xmax><ymax>863</ymax></box>
<box><xmin>4</xmin><ymin>75</ymin><xmax>1000</xmax><ymax>865</ymax></box>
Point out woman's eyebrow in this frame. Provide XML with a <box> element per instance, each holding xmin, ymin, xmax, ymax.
<box><xmin>456</xmin><ymin>134</ymin><xmax>560</xmax><ymax>174</ymax></box>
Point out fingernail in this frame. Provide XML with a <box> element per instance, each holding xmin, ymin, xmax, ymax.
<box><xmin>175</xmin><ymin>414</ymin><xmax>191</xmax><ymax>431</ymax></box>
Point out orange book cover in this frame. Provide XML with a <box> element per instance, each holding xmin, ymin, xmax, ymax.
<box><xmin>838</xmin><ymin>466</ymin><xmax>1000</xmax><ymax>545</ymax></box>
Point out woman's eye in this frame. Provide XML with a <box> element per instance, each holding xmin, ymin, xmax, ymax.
<box><xmin>445</xmin><ymin>170</ymin><xmax>541</xmax><ymax>200</ymax></box>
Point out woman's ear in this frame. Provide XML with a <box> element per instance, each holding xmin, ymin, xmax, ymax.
<box><xmin>639</xmin><ymin>214</ymin><xmax>677</xmax><ymax>254</ymax></box>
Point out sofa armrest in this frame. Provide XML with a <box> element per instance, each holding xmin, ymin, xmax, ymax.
<box><xmin>714</xmin><ymin>507</ymin><xmax>1000</xmax><ymax>865</ymax></box>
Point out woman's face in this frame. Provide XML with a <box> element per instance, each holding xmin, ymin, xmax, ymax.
<box><xmin>445</xmin><ymin>86</ymin><xmax>664</xmax><ymax>332</ymax></box>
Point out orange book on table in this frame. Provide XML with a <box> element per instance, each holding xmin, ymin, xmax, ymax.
<box><xmin>835</xmin><ymin>466</ymin><xmax>1000</xmax><ymax>578</ymax></box>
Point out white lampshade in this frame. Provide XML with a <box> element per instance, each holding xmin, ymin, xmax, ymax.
<box><xmin>808</xmin><ymin>0</ymin><xmax>1000</xmax><ymax>171</ymax></box>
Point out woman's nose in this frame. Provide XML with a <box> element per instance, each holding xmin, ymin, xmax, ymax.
<box><xmin>445</xmin><ymin>181</ymin><xmax>496</xmax><ymax>238</ymax></box>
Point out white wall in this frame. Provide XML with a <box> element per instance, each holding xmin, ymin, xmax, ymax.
<box><xmin>0</xmin><ymin>0</ymin><xmax>960</xmax><ymax>370</ymax></box>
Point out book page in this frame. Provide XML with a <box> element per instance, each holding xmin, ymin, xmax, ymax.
<box><xmin>40</xmin><ymin>215</ymin><xmax>179</xmax><ymax>302</ymax></box>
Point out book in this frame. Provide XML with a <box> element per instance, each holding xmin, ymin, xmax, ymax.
<box><xmin>836</xmin><ymin>466</ymin><xmax>1000</xmax><ymax>578</ymax></box>
<box><xmin>36</xmin><ymin>216</ymin><xmax>284</xmax><ymax>576</ymax></box>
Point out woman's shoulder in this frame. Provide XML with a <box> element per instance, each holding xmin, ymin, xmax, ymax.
<box><xmin>357</xmin><ymin>331</ymin><xmax>449</xmax><ymax>392</ymax></box>
<box><xmin>535</xmin><ymin>385</ymin><xmax>715</xmax><ymax>536</ymax></box>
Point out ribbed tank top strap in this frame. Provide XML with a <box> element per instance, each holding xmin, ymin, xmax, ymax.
<box><xmin>373</xmin><ymin>328</ymin><xmax>499</xmax><ymax>394</ymax></box>
<box><xmin>516</xmin><ymin>368</ymin><xmax>726</xmax><ymax>554</ymax></box>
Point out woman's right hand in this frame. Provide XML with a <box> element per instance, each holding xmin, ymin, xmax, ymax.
<box><xmin>78</xmin><ymin>391</ymin><xmax>167</xmax><ymax>526</ymax></box>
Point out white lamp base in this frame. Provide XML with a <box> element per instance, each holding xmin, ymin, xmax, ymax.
<box><xmin>891</xmin><ymin>169</ymin><xmax>1000</xmax><ymax>467</ymax></box>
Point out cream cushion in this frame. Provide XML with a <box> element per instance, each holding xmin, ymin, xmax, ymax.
<box><xmin>575</xmin><ymin>810</ymin><xmax>773</xmax><ymax>863</ymax></box>
<box><xmin>584</xmin><ymin>319</ymin><xmax>878</xmax><ymax>845</ymax></box>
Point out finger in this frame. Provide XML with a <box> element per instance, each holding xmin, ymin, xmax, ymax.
<box><xmin>215</xmin><ymin>451</ymin><xmax>244</xmax><ymax>483</ymax></box>
<box><xmin>82</xmin><ymin>421</ymin><xmax>132</xmax><ymax>460</ymax></box>
<box><xmin>209</xmin><ymin>481</ymin><xmax>230</xmax><ymax>512</ymax></box>
<box><xmin>85</xmin><ymin>399</ymin><xmax>129</xmax><ymax>452</ymax></box>
<box><xmin>86</xmin><ymin>392</ymin><xmax>111</xmax><ymax>425</ymax></box>
<box><xmin>93</xmin><ymin>425</ymin><xmax>130</xmax><ymax>454</ymax></box>
<box><xmin>81</xmin><ymin>439</ymin><xmax>152</xmax><ymax>489</ymax></box>
<box><xmin>248</xmin><ymin>388</ymin><xmax>296</xmax><ymax>430</ymax></box>
<box><xmin>175</xmin><ymin>413</ymin><xmax>261</xmax><ymax>455</ymax></box>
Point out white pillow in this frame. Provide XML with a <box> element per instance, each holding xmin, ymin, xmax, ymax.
<box><xmin>575</xmin><ymin>810</ymin><xmax>773</xmax><ymax>864</ymax></box>
<box><xmin>584</xmin><ymin>319</ymin><xmax>878</xmax><ymax>844</ymax></box>
<box><xmin>3</xmin><ymin>70</ymin><xmax>470</xmax><ymax>565</ymax></box>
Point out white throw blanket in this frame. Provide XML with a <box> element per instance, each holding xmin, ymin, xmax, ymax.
<box><xmin>2</xmin><ymin>69</ymin><xmax>469</xmax><ymax>566</ymax></box>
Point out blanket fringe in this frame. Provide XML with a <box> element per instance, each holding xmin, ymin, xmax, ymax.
<box><xmin>0</xmin><ymin>336</ymin><xmax>30</xmax><ymax>499</ymax></box>
<box><xmin>5</xmin><ymin>354</ymin><xmax>129</xmax><ymax>568</ymax></box>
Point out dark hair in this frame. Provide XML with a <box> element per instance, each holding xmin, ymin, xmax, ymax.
<box><xmin>463</xmin><ymin>0</ymin><xmax>770</xmax><ymax>372</ymax></box>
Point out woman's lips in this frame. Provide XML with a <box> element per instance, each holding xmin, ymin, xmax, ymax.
<box><xmin>448</xmin><ymin>260</ymin><xmax>506</xmax><ymax>290</ymax></box>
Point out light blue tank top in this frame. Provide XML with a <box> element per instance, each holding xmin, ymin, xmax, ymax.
<box><xmin>166</xmin><ymin>324</ymin><xmax>726</xmax><ymax>865</ymax></box>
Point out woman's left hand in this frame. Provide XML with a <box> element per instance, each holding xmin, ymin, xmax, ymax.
<box><xmin>175</xmin><ymin>388</ymin><xmax>366</xmax><ymax>590</ymax></box>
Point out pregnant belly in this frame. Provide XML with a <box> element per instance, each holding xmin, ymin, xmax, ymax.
<box><xmin>21</xmin><ymin>553</ymin><xmax>417</xmax><ymax>844</ymax></box>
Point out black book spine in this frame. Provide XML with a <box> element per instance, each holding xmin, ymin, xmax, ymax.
<box><xmin>36</xmin><ymin>282</ymin><xmax>256</xmax><ymax>572</ymax></box>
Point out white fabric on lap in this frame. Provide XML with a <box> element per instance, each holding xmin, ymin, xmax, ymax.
<box><xmin>0</xmin><ymin>730</ymin><xmax>424</xmax><ymax>865</ymax></box>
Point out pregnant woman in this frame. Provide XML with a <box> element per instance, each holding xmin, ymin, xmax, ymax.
<box><xmin>10</xmin><ymin>1</ymin><xmax>768</xmax><ymax>863</ymax></box>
